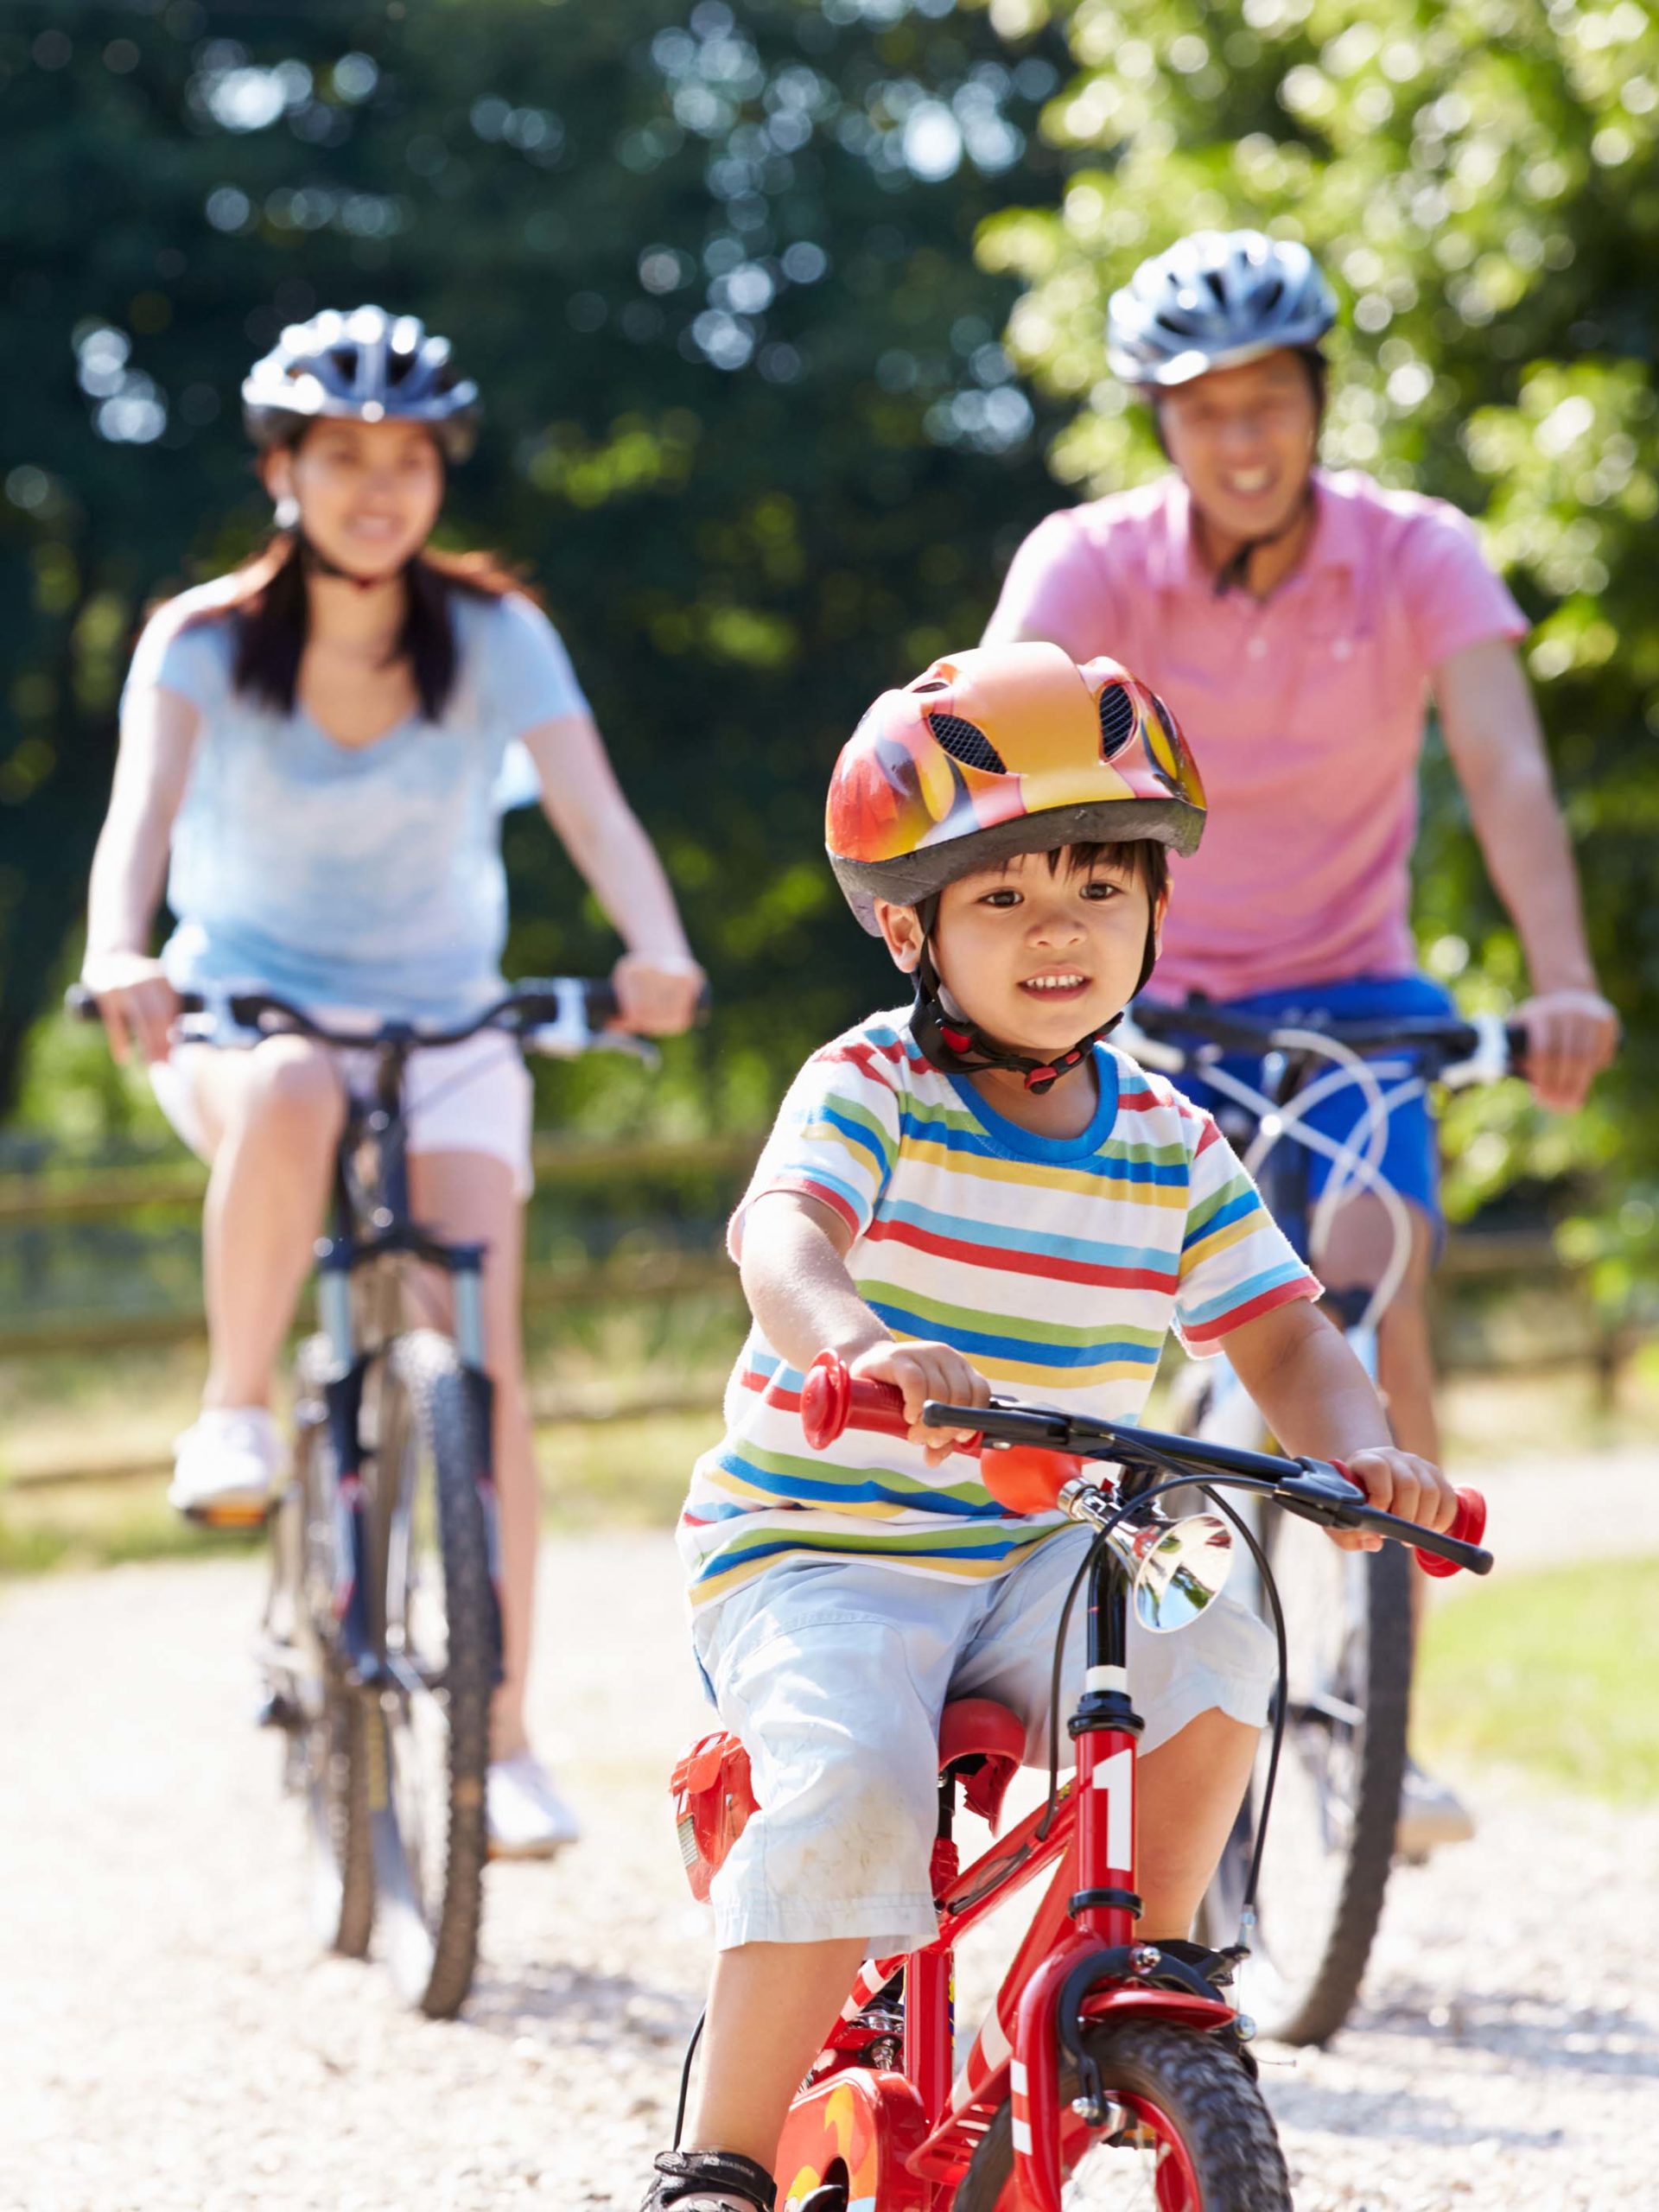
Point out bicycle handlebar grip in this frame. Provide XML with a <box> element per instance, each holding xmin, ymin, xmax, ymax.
<box><xmin>977</xmin><ymin>1445</ymin><xmax>1085</xmax><ymax>1515</ymax></box>
<box><xmin>1414</xmin><ymin>1486</ymin><xmax>1488</xmax><ymax>1579</ymax></box>
<box><xmin>799</xmin><ymin>1351</ymin><xmax>907</xmax><ymax>1450</ymax></box>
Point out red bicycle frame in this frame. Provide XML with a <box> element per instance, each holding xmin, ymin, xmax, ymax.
<box><xmin>773</xmin><ymin>1529</ymin><xmax>1235</xmax><ymax>2212</ymax></box>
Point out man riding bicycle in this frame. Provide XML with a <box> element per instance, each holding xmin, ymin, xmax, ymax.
<box><xmin>984</xmin><ymin>228</ymin><xmax>1618</xmax><ymax>1854</ymax></box>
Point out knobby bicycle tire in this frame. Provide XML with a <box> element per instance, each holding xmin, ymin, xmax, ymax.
<box><xmin>955</xmin><ymin>2021</ymin><xmax>1290</xmax><ymax>2212</ymax></box>
<box><xmin>272</xmin><ymin>1335</ymin><xmax>374</xmax><ymax>1959</ymax></box>
<box><xmin>1184</xmin><ymin>1372</ymin><xmax>1414</xmax><ymax>2046</ymax></box>
<box><xmin>373</xmin><ymin>1328</ymin><xmax>495</xmax><ymax>2019</ymax></box>
<box><xmin>1253</xmin><ymin>1533</ymin><xmax>1412</xmax><ymax>2046</ymax></box>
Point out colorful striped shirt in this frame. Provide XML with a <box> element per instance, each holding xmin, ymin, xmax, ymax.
<box><xmin>677</xmin><ymin>1010</ymin><xmax>1320</xmax><ymax>1611</ymax></box>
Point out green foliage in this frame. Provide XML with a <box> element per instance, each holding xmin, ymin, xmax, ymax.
<box><xmin>0</xmin><ymin>0</ymin><xmax>1071</xmax><ymax>1128</ymax></box>
<box><xmin>1417</xmin><ymin>1554</ymin><xmax>1659</xmax><ymax>1802</ymax></box>
<box><xmin>976</xmin><ymin>0</ymin><xmax>1659</xmax><ymax>1265</ymax></box>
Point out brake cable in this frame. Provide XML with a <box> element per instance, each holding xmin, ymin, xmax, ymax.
<box><xmin>1031</xmin><ymin>1459</ymin><xmax>1292</xmax><ymax>1952</ymax></box>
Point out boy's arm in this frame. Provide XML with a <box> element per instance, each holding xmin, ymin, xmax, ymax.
<box><xmin>740</xmin><ymin>1192</ymin><xmax>988</xmax><ymax>1464</ymax></box>
<box><xmin>1219</xmin><ymin>1299</ymin><xmax>1457</xmax><ymax>1551</ymax></box>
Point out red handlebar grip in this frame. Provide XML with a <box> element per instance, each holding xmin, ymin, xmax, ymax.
<box><xmin>1414</xmin><ymin>1486</ymin><xmax>1488</xmax><ymax>1579</ymax></box>
<box><xmin>800</xmin><ymin>1352</ymin><xmax>907</xmax><ymax>1450</ymax></box>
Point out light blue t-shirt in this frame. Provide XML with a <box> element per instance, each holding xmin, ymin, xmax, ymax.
<box><xmin>124</xmin><ymin>581</ymin><xmax>589</xmax><ymax>1022</ymax></box>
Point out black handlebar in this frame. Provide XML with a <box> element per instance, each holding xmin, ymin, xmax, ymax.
<box><xmin>65</xmin><ymin>976</ymin><xmax>709</xmax><ymax>1046</ymax></box>
<box><xmin>921</xmin><ymin>1397</ymin><xmax>1495</xmax><ymax>1576</ymax></box>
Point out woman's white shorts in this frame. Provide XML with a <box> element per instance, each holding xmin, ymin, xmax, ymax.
<box><xmin>690</xmin><ymin>1532</ymin><xmax>1276</xmax><ymax>1955</ymax></box>
<box><xmin>151</xmin><ymin>1027</ymin><xmax>535</xmax><ymax>1198</ymax></box>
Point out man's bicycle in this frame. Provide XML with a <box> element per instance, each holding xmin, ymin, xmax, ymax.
<box><xmin>1118</xmin><ymin>999</ymin><xmax>1520</xmax><ymax>2047</ymax></box>
<box><xmin>670</xmin><ymin>1354</ymin><xmax>1491</xmax><ymax>2210</ymax></box>
<box><xmin>73</xmin><ymin>975</ymin><xmax>664</xmax><ymax>2018</ymax></box>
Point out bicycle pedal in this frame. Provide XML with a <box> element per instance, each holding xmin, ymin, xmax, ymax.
<box><xmin>255</xmin><ymin>1689</ymin><xmax>302</xmax><ymax>1732</ymax></box>
<box><xmin>184</xmin><ymin>1500</ymin><xmax>275</xmax><ymax>1530</ymax></box>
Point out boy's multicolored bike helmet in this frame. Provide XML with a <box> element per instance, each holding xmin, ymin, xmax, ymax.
<box><xmin>826</xmin><ymin>642</ymin><xmax>1206</xmax><ymax>1090</ymax></box>
<box><xmin>243</xmin><ymin>305</ymin><xmax>480</xmax><ymax>460</ymax></box>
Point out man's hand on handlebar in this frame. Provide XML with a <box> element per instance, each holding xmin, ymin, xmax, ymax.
<box><xmin>79</xmin><ymin>950</ymin><xmax>180</xmax><ymax>1067</ymax></box>
<box><xmin>849</xmin><ymin>1339</ymin><xmax>989</xmax><ymax>1467</ymax></box>
<box><xmin>611</xmin><ymin>950</ymin><xmax>707</xmax><ymax>1036</ymax></box>
<box><xmin>1514</xmin><ymin>988</ymin><xmax>1619</xmax><ymax>1114</ymax></box>
<box><xmin>1328</xmin><ymin>1446</ymin><xmax>1458</xmax><ymax>1555</ymax></box>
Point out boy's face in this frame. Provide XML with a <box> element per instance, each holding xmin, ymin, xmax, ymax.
<box><xmin>877</xmin><ymin>847</ymin><xmax>1166</xmax><ymax>1055</ymax></box>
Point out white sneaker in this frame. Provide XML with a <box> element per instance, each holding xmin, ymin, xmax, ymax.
<box><xmin>487</xmin><ymin>1751</ymin><xmax>582</xmax><ymax>1860</ymax></box>
<box><xmin>169</xmin><ymin>1407</ymin><xmax>285</xmax><ymax>1523</ymax></box>
<box><xmin>1396</xmin><ymin>1757</ymin><xmax>1477</xmax><ymax>1860</ymax></box>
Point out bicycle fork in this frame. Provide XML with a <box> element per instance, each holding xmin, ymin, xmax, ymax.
<box><xmin>1009</xmin><ymin>1548</ymin><xmax>1236</xmax><ymax>2212</ymax></box>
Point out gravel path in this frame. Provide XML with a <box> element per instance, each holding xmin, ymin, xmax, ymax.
<box><xmin>3</xmin><ymin>1485</ymin><xmax>1656</xmax><ymax>2210</ymax></box>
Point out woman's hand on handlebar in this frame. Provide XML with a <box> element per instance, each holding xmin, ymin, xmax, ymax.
<box><xmin>79</xmin><ymin>950</ymin><xmax>180</xmax><ymax>1066</ymax></box>
<box><xmin>610</xmin><ymin>950</ymin><xmax>706</xmax><ymax>1035</ymax></box>
<box><xmin>1331</xmin><ymin>1446</ymin><xmax>1458</xmax><ymax>1554</ymax></box>
<box><xmin>849</xmin><ymin>1339</ymin><xmax>989</xmax><ymax>1466</ymax></box>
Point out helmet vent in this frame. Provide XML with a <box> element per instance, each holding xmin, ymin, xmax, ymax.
<box><xmin>1097</xmin><ymin>682</ymin><xmax>1136</xmax><ymax>759</ymax></box>
<box><xmin>926</xmin><ymin>712</ymin><xmax>1005</xmax><ymax>775</ymax></box>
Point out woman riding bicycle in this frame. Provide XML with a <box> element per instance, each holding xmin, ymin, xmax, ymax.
<box><xmin>81</xmin><ymin>305</ymin><xmax>705</xmax><ymax>1858</ymax></box>
<box><xmin>986</xmin><ymin>230</ymin><xmax>1618</xmax><ymax>1853</ymax></box>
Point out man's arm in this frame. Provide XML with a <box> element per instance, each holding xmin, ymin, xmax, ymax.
<box><xmin>1434</xmin><ymin>638</ymin><xmax>1618</xmax><ymax>1110</ymax></box>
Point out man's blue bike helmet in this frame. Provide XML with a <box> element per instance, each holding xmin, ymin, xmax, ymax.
<box><xmin>1107</xmin><ymin>230</ymin><xmax>1337</xmax><ymax>389</ymax></box>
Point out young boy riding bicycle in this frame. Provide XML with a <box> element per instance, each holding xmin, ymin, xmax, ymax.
<box><xmin>647</xmin><ymin>643</ymin><xmax>1459</xmax><ymax>2212</ymax></box>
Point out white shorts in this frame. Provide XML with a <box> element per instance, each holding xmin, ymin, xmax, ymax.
<box><xmin>151</xmin><ymin>1027</ymin><xmax>535</xmax><ymax>1199</ymax></box>
<box><xmin>690</xmin><ymin>1532</ymin><xmax>1276</xmax><ymax>1954</ymax></box>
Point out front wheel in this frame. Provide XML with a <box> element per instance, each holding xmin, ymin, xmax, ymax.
<box><xmin>1200</xmin><ymin>1524</ymin><xmax>1413</xmax><ymax>2047</ymax></box>
<box><xmin>367</xmin><ymin>1329</ymin><xmax>498</xmax><ymax>2018</ymax></box>
<box><xmin>956</xmin><ymin>2021</ymin><xmax>1290</xmax><ymax>2212</ymax></box>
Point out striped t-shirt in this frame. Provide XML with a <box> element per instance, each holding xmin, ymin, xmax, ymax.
<box><xmin>678</xmin><ymin>1010</ymin><xmax>1320</xmax><ymax>1611</ymax></box>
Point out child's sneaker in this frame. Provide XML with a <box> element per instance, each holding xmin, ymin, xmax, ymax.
<box><xmin>642</xmin><ymin>2150</ymin><xmax>777</xmax><ymax>2211</ymax></box>
<box><xmin>487</xmin><ymin>1751</ymin><xmax>582</xmax><ymax>1859</ymax></box>
<box><xmin>169</xmin><ymin>1407</ymin><xmax>284</xmax><ymax>1523</ymax></box>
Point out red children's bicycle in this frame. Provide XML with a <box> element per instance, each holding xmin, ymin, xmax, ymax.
<box><xmin>671</xmin><ymin>1353</ymin><xmax>1491</xmax><ymax>2212</ymax></box>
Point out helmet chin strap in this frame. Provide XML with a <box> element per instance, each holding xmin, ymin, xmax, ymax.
<box><xmin>907</xmin><ymin>902</ymin><xmax>1160</xmax><ymax>1096</ymax></box>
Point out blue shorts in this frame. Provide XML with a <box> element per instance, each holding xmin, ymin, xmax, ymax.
<box><xmin>1150</xmin><ymin>974</ymin><xmax>1454</xmax><ymax>1255</ymax></box>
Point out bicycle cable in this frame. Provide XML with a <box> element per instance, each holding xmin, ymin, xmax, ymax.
<box><xmin>671</xmin><ymin>2006</ymin><xmax>706</xmax><ymax>2151</ymax></box>
<box><xmin>1031</xmin><ymin>1467</ymin><xmax>1290</xmax><ymax>1875</ymax></box>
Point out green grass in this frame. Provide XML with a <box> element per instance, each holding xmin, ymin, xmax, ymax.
<box><xmin>1416</xmin><ymin>1555</ymin><xmax>1659</xmax><ymax>1802</ymax></box>
<box><xmin>0</xmin><ymin>1404</ymin><xmax>723</xmax><ymax>1577</ymax></box>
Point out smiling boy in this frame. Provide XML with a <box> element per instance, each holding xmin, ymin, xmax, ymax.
<box><xmin>646</xmin><ymin>643</ymin><xmax>1457</xmax><ymax>2212</ymax></box>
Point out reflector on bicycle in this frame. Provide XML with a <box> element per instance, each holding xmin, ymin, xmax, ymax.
<box><xmin>671</xmin><ymin>1730</ymin><xmax>759</xmax><ymax>1904</ymax></box>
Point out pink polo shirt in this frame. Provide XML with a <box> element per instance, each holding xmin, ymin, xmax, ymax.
<box><xmin>987</xmin><ymin>469</ymin><xmax>1527</xmax><ymax>1001</ymax></box>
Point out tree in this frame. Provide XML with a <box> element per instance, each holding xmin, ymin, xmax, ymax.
<box><xmin>976</xmin><ymin>0</ymin><xmax>1658</xmax><ymax>1244</ymax></box>
<box><xmin>0</xmin><ymin>0</ymin><xmax>1071</xmax><ymax>1128</ymax></box>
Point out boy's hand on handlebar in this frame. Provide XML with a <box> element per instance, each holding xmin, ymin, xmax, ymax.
<box><xmin>79</xmin><ymin>951</ymin><xmax>180</xmax><ymax>1066</ymax></box>
<box><xmin>849</xmin><ymin>1340</ymin><xmax>988</xmax><ymax>1466</ymax></box>
<box><xmin>612</xmin><ymin>951</ymin><xmax>706</xmax><ymax>1035</ymax></box>
<box><xmin>1332</xmin><ymin>1446</ymin><xmax>1458</xmax><ymax>1553</ymax></box>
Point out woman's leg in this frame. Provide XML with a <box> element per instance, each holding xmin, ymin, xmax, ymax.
<box><xmin>404</xmin><ymin>1148</ymin><xmax>539</xmax><ymax>1762</ymax></box>
<box><xmin>181</xmin><ymin>1038</ymin><xmax>346</xmax><ymax>1409</ymax></box>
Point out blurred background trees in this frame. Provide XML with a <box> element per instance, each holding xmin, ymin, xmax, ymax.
<box><xmin>2</xmin><ymin>0</ymin><xmax>1653</xmax><ymax>1292</ymax></box>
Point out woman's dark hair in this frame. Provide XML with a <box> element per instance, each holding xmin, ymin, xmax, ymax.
<box><xmin>205</xmin><ymin>532</ymin><xmax>531</xmax><ymax>721</ymax></box>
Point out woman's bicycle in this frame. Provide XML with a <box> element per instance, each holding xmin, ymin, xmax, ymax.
<box><xmin>73</xmin><ymin>974</ymin><xmax>662</xmax><ymax>2018</ymax></box>
<box><xmin>670</xmin><ymin>1353</ymin><xmax>1491</xmax><ymax>2210</ymax></box>
<box><xmin>1117</xmin><ymin>999</ymin><xmax>1520</xmax><ymax>2047</ymax></box>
